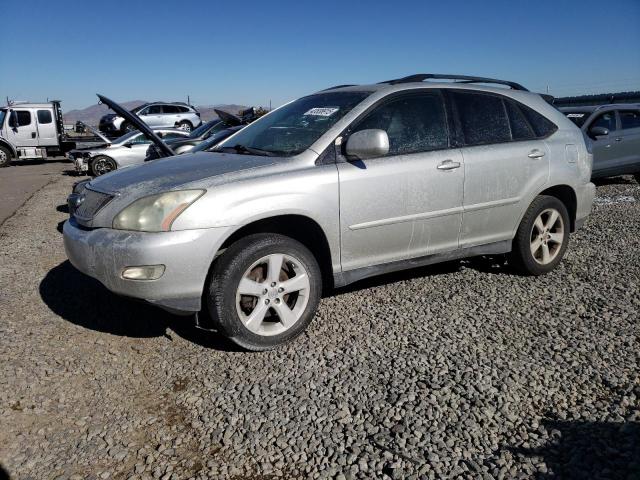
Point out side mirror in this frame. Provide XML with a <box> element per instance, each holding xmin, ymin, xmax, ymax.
<box><xmin>345</xmin><ymin>129</ymin><xmax>389</xmax><ymax>160</ymax></box>
<box><xmin>8</xmin><ymin>111</ymin><xmax>18</xmax><ymax>128</ymax></box>
<box><xmin>589</xmin><ymin>126</ymin><xmax>609</xmax><ymax>138</ymax></box>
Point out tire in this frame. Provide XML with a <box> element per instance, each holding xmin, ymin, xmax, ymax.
<box><xmin>206</xmin><ymin>233</ymin><xmax>322</xmax><ymax>351</ymax></box>
<box><xmin>90</xmin><ymin>155</ymin><xmax>117</xmax><ymax>177</ymax></box>
<box><xmin>509</xmin><ymin>195</ymin><xmax>570</xmax><ymax>276</ymax></box>
<box><xmin>0</xmin><ymin>145</ymin><xmax>12</xmax><ymax>168</ymax></box>
<box><xmin>176</xmin><ymin>121</ymin><xmax>192</xmax><ymax>132</ymax></box>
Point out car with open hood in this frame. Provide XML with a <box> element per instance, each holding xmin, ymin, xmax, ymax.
<box><xmin>144</xmin><ymin>108</ymin><xmax>258</xmax><ymax>161</ymax></box>
<box><xmin>64</xmin><ymin>77</ymin><xmax>595</xmax><ymax>351</ymax></box>
<box><xmin>67</xmin><ymin>124</ymin><xmax>189</xmax><ymax>176</ymax></box>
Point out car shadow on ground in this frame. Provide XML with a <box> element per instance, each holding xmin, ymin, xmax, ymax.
<box><xmin>9</xmin><ymin>159</ymin><xmax>68</xmax><ymax>167</ymax></box>
<box><xmin>506</xmin><ymin>419</ymin><xmax>640</xmax><ymax>479</ymax></box>
<box><xmin>39</xmin><ymin>261</ymin><xmax>240</xmax><ymax>352</ymax></box>
<box><xmin>593</xmin><ymin>175</ymin><xmax>638</xmax><ymax>186</ymax></box>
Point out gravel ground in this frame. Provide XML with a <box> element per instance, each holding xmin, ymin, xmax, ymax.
<box><xmin>1</xmin><ymin>174</ymin><xmax>639</xmax><ymax>480</ymax></box>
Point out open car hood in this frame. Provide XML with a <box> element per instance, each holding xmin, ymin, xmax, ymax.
<box><xmin>96</xmin><ymin>94</ymin><xmax>174</xmax><ymax>158</ymax></box>
<box><xmin>80</xmin><ymin>122</ymin><xmax>111</xmax><ymax>145</ymax></box>
<box><xmin>213</xmin><ymin>107</ymin><xmax>257</xmax><ymax>126</ymax></box>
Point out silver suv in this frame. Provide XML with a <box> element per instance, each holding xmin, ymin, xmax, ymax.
<box><xmin>99</xmin><ymin>102</ymin><xmax>201</xmax><ymax>135</ymax></box>
<box><xmin>64</xmin><ymin>76</ymin><xmax>596</xmax><ymax>350</ymax></box>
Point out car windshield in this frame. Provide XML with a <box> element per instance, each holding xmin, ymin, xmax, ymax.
<box><xmin>113</xmin><ymin>131</ymin><xmax>141</xmax><ymax>144</ymax></box>
<box><xmin>215</xmin><ymin>91</ymin><xmax>370</xmax><ymax>156</ymax></box>
<box><xmin>564</xmin><ymin>112</ymin><xmax>591</xmax><ymax>128</ymax></box>
<box><xmin>189</xmin><ymin>120</ymin><xmax>219</xmax><ymax>138</ymax></box>
<box><xmin>192</xmin><ymin>128</ymin><xmax>237</xmax><ymax>153</ymax></box>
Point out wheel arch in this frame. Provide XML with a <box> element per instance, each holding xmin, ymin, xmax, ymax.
<box><xmin>537</xmin><ymin>184</ymin><xmax>578</xmax><ymax>232</ymax></box>
<box><xmin>215</xmin><ymin>214</ymin><xmax>335</xmax><ymax>292</ymax></box>
<box><xmin>0</xmin><ymin>138</ymin><xmax>17</xmax><ymax>158</ymax></box>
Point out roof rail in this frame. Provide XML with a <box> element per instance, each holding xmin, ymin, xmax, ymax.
<box><xmin>379</xmin><ymin>74</ymin><xmax>529</xmax><ymax>91</ymax></box>
<box><xmin>320</xmin><ymin>84</ymin><xmax>357</xmax><ymax>91</ymax></box>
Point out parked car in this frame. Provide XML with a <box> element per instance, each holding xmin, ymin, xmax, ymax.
<box><xmin>67</xmin><ymin>126</ymin><xmax>189</xmax><ymax>176</ymax></box>
<box><xmin>560</xmin><ymin>104</ymin><xmax>640</xmax><ymax>182</ymax></box>
<box><xmin>145</xmin><ymin>108</ymin><xmax>257</xmax><ymax>161</ymax></box>
<box><xmin>64</xmin><ymin>77</ymin><xmax>595</xmax><ymax>350</ymax></box>
<box><xmin>0</xmin><ymin>100</ymin><xmax>78</xmax><ymax>167</ymax></box>
<box><xmin>99</xmin><ymin>102</ymin><xmax>201</xmax><ymax>136</ymax></box>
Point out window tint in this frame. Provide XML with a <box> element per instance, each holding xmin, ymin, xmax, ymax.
<box><xmin>451</xmin><ymin>91</ymin><xmax>511</xmax><ymax>145</ymax></box>
<box><xmin>128</xmin><ymin>134</ymin><xmax>151</xmax><ymax>145</ymax></box>
<box><xmin>16</xmin><ymin>111</ymin><xmax>32</xmax><ymax>126</ymax></box>
<box><xmin>619</xmin><ymin>110</ymin><xmax>640</xmax><ymax>130</ymax></box>
<box><xmin>505</xmin><ymin>100</ymin><xmax>535</xmax><ymax>140</ymax></box>
<box><xmin>353</xmin><ymin>93</ymin><xmax>449</xmax><ymax>155</ymax></box>
<box><xmin>147</xmin><ymin>105</ymin><xmax>163</xmax><ymax>114</ymax></box>
<box><xmin>163</xmin><ymin>105</ymin><xmax>180</xmax><ymax>114</ymax></box>
<box><xmin>163</xmin><ymin>132</ymin><xmax>186</xmax><ymax>139</ymax></box>
<box><xmin>178</xmin><ymin>106</ymin><xmax>190</xmax><ymax>113</ymax></box>
<box><xmin>37</xmin><ymin>110</ymin><xmax>52</xmax><ymax>124</ymax></box>
<box><xmin>519</xmin><ymin>104</ymin><xmax>558</xmax><ymax>137</ymax></box>
<box><xmin>591</xmin><ymin>112</ymin><xmax>616</xmax><ymax>131</ymax></box>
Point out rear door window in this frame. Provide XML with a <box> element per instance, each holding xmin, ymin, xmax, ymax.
<box><xmin>352</xmin><ymin>92</ymin><xmax>449</xmax><ymax>155</ymax></box>
<box><xmin>163</xmin><ymin>105</ymin><xmax>180</xmax><ymax>114</ymax></box>
<box><xmin>619</xmin><ymin>110</ymin><xmax>640</xmax><ymax>130</ymax></box>
<box><xmin>37</xmin><ymin>110</ymin><xmax>53</xmax><ymax>124</ymax></box>
<box><xmin>450</xmin><ymin>91</ymin><xmax>511</xmax><ymax>145</ymax></box>
<box><xmin>147</xmin><ymin>105</ymin><xmax>163</xmax><ymax>114</ymax></box>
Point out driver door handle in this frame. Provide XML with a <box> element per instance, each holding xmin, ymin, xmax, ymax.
<box><xmin>437</xmin><ymin>159</ymin><xmax>461</xmax><ymax>170</ymax></box>
<box><xmin>528</xmin><ymin>149</ymin><xmax>546</xmax><ymax>159</ymax></box>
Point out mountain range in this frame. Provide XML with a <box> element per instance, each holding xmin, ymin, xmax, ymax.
<box><xmin>63</xmin><ymin>101</ymin><xmax>248</xmax><ymax>126</ymax></box>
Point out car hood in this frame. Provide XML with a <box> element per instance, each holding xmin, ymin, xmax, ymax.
<box><xmin>82</xmin><ymin>122</ymin><xmax>111</xmax><ymax>144</ymax></box>
<box><xmin>90</xmin><ymin>151</ymin><xmax>276</xmax><ymax>195</ymax></box>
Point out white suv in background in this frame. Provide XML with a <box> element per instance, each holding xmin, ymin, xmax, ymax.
<box><xmin>99</xmin><ymin>102</ymin><xmax>201</xmax><ymax>135</ymax></box>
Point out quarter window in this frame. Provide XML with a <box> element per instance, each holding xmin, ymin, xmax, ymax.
<box><xmin>519</xmin><ymin>104</ymin><xmax>558</xmax><ymax>137</ymax></box>
<box><xmin>504</xmin><ymin>100</ymin><xmax>535</xmax><ymax>140</ymax></box>
<box><xmin>352</xmin><ymin>93</ymin><xmax>449</xmax><ymax>155</ymax></box>
<box><xmin>591</xmin><ymin>112</ymin><xmax>616</xmax><ymax>132</ymax></box>
<box><xmin>37</xmin><ymin>110</ymin><xmax>53</xmax><ymax>124</ymax></box>
<box><xmin>450</xmin><ymin>91</ymin><xmax>511</xmax><ymax>145</ymax></box>
<box><xmin>619</xmin><ymin>110</ymin><xmax>640</xmax><ymax>130</ymax></box>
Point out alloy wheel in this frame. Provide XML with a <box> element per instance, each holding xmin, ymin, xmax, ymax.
<box><xmin>530</xmin><ymin>208</ymin><xmax>564</xmax><ymax>265</ymax></box>
<box><xmin>235</xmin><ymin>253</ymin><xmax>310</xmax><ymax>336</ymax></box>
<box><xmin>93</xmin><ymin>158</ymin><xmax>115</xmax><ymax>176</ymax></box>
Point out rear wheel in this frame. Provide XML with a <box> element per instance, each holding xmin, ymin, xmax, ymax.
<box><xmin>0</xmin><ymin>145</ymin><xmax>12</xmax><ymax>167</ymax></box>
<box><xmin>509</xmin><ymin>195</ymin><xmax>570</xmax><ymax>275</ymax></box>
<box><xmin>177</xmin><ymin>121</ymin><xmax>192</xmax><ymax>132</ymax></box>
<box><xmin>90</xmin><ymin>155</ymin><xmax>117</xmax><ymax>176</ymax></box>
<box><xmin>206</xmin><ymin>233</ymin><xmax>322</xmax><ymax>351</ymax></box>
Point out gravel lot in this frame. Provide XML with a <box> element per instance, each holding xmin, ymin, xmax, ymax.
<box><xmin>1</xmin><ymin>174</ymin><xmax>639</xmax><ymax>480</ymax></box>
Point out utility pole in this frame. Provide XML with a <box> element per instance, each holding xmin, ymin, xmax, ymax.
<box><xmin>269</xmin><ymin>99</ymin><xmax>272</xmax><ymax>111</ymax></box>
<box><xmin>187</xmin><ymin>95</ymin><xmax>191</xmax><ymax>106</ymax></box>
<box><xmin>546</xmin><ymin>85</ymin><xmax>550</xmax><ymax>94</ymax></box>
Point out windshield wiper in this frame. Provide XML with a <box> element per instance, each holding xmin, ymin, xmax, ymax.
<box><xmin>215</xmin><ymin>144</ymin><xmax>277</xmax><ymax>157</ymax></box>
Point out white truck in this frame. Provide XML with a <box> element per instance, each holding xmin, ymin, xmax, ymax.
<box><xmin>0</xmin><ymin>100</ymin><xmax>78</xmax><ymax>167</ymax></box>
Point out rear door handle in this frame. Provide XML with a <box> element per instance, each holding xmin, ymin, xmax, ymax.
<box><xmin>528</xmin><ymin>149</ymin><xmax>546</xmax><ymax>159</ymax></box>
<box><xmin>437</xmin><ymin>159</ymin><xmax>461</xmax><ymax>170</ymax></box>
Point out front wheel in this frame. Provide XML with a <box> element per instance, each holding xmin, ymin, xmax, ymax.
<box><xmin>90</xmin><ymin>156</ymin><xmax>117</xmax><ymax>176</ymax></box>
<box><xmin>509</xmin><ymin>195</ymin><xmax>570</xmax><ymax>275</ymax></box>
<box><xmin>177</xmin><ymin>121</ymin><xmax>192</xmax><ymax>132</ymax></box>
<box><xmin>206</xmin><ymin>233</ymin><xmax>322</xmax><ymax>351</ymax></box>
<box><xmin>0</xmin><ymin>145</ymin><xmax>12</xmax><ymax>167</ymax></box>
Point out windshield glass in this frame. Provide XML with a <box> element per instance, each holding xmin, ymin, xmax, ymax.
<box><xmin>215</xmin><ymin>91</ymin><xmax>370</xmax><ymax>156</ymax></box>
<box><xmin>189</xmin><ymin>120</ymin><xmax>219</xmax><ymax>138</ymax></box>
<box><xmin>564</xmin><ymin>112</ymin><xmax>591</xmax><ymax>128</ymax></box>
<box><xmin>0</xmin><ymin>110</ymin><xmax>6</xmax><ymax>128</ymax></box>
<box><xmin>113</xmin><ymin>131</ymin><xmax>141</xmax><ymax>144</ymax></box>
<box><xmin>192</xmin><ymin>128</ymin><xmax>238</xmax><ymax>153</ymax></box>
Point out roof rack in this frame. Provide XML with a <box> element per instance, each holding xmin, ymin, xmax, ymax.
<box><xmin>320</xmin><ymin>84</ymin><xmax>357</xmax><ymax>91</ymax></box>
<box><xmin>379</xmin><ymin>74</ymin><xmax>529</xmax><ymax>91</ymax></box>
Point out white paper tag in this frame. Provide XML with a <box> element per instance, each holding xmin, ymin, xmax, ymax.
<box><xmin>304</xmin><ymin>107</ymin><xmax>339</xmax><ymax>117</ymax></box>
<box><xmin>566</xmin><ymin>113</ymin><xmax>585</xmax><ymax>118</ymax></box>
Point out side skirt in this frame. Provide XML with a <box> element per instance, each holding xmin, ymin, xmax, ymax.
<box><xmin>333</xmin><ymin>240</ymin><xmax>512</xmax><ymax>288</ymax></box>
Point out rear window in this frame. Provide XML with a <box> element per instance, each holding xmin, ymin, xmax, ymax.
<box><xmin>451</xmin><ymin>91</ymin><xmax>511</xmax><ymax>145</ymax></box>
<box><xmin>563</xmin><ymin>111</ymin><xmax>590</xmax><ymax>128</ymax></box>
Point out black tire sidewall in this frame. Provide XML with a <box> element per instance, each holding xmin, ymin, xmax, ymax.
<box><xmin>207</xmin><ymin>233</ymin><xmax>322</xmax><ymax>351</ymax></box>
<box><xmin>511</xmin><ymin>195</ymin><xmax>570</xmax><ymax>276</ymax></box>
<box><xmin>0</xmin><ymin>146</ymin><xmax>12</xmax><ymax>167</ymax></box>
<box><xmin>90</xmin><ymin>156</ymin><xmax>116</xmax><ymax>177</ymax></box>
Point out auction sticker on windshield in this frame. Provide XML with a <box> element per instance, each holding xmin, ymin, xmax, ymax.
<box><xmin>304</xmin><ymin>107</ymin><xmax>340</xmax><ymax>117</ymax></box>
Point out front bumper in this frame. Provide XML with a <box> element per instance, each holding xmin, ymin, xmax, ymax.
<box><xmin>575</xmin><ymin>182</ymin><xmax>596</xmax><ymax>229</ymax></box>
<box><xmin>63</xmin><ymin>218</ymin><xmax>230</xmax><ymax>314</ymax></box>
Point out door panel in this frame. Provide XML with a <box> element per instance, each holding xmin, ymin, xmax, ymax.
<box><xmin>617</xmin><ymin>110</ymin><xmax>640</xmax><ymax>171</ymax></box>
<box><xmin>36</xmin><ymin>109</ymin><xmax>57</xmax><ymax>146</ymax></box>
<box><xmin>6</xmin><ymin>109</ymin><xmax>38</xmax><ymax>147</ymax></box>
<box><xmin>589</xmin><ymin>111</ymin><xmax>620</xmax><ymax>174</ymax></box>
<box><xmin>460</xmin><ymin>140</ymin><xmax>549</xmax><ymax>247</ymax></box>
<box><xmin>338</xmin><ymin>150</ymin><xmax>464</xmax><ymax>271</ymax></box>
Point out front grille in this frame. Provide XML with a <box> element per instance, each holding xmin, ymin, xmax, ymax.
<box><xmin>74</xmin><ymin>188</ymin><xmax>114</xmax><ymax>221</ymax></box>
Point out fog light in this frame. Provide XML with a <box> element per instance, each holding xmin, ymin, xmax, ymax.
<box><xmin>121</xmin><ymin>265</ymin><xmax>165</xmax><ymax>280</ymax></box>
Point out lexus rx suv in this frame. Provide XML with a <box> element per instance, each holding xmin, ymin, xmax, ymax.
<box><xmin>99</xmin><ymin>102</ymin><xmax>201</xmax><ymax>135</ymax></box>
<box><xmin>64</xmin><ymin>75</ymin><xmax>596</xmax><ymax>351</ymax></box>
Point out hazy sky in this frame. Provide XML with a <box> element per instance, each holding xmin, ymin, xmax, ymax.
<box><xmin>1</xmin><ymin>0</ymin><xmax>639</xmax><ymax>110</ymax></box>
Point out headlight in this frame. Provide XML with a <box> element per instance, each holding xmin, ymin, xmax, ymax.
<box><xmin>112</xmin><ymin>190</ymin><xmax>204</xmax><ymax>232</ymax></box>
